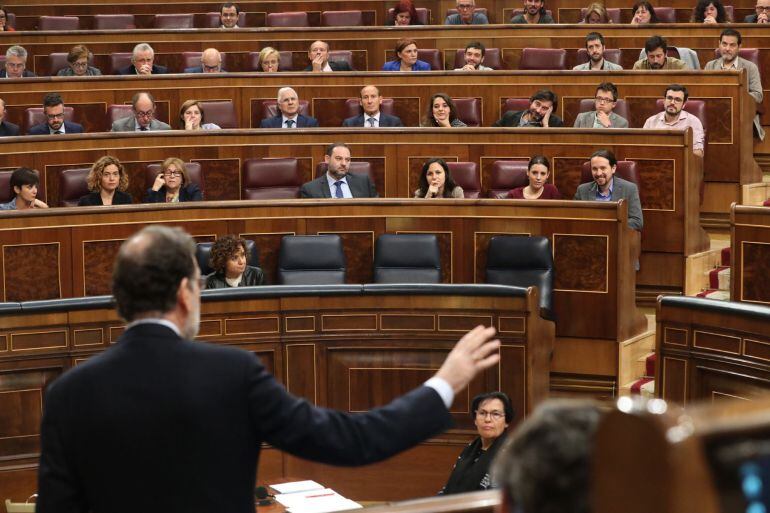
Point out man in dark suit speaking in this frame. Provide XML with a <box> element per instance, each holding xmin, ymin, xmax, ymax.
<box><xmin>342</xmin><ymin>85</ymin><xmax>404</xmax><ymax>127</ymax></box>
<box><xmin>300</xmin><ymin>143</ymin><xmax>378</xmax><ymax>198</ymax></box>
<box><xmin>36</xmin><ymin>225</ymin><xmax>500</xmax><ymax>513</ymax></box>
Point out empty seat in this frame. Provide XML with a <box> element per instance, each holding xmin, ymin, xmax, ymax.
<box><xmin>447</xmin><ymin>162</ymin><xmax>480</xmax><ymax>198</ymax></box>
<box><xmin>653</xmin><ymin>7</ymin><xmax>676</xmax><ymax>22</ymax></box>
<box><xmin>260</xmin><ymin>100</ymin><xmax>310</xmax><ymax>122</ymax></box>
<box><xmin>199</xmin><ymin>100</ymin><xmax>237</xmax><ymax>129</ymax></box>
<box><xmin>578</xmin><ymin>98</ymin><xmax>629</xmax><ymax>122</ymax></box>
<box><xmin>487</xmin><ymin>160</ymin><xmax>529</xmax><ymax>198</ymax></box>
<box><xmin>93</xmin><ymin>14</ymin><xmax>136</xmax><ymax>30</ymax></box>
<box><xmin>196</xmin><ymin>239</ymin><xmax>259</xmax><ymax>275</ymax></box>
<box><xmin>266</xmin><ymin>12</ymin><xmax>309</xmax><ymax>27</ymax></box>
<box><xmin>4</xmin><ymin>12</ymin><xmax>15</xmax><ymax>30</ymax></box>
<box><xmin>502</xmin><ymin>98</ymin><xmax>531</xmax><ymax>116</ymax></box>
<box><xmin>106</xmin><ymin>105</ymin><xmax>133</xmax><ymax>128</ymax></box>
<box><xmin>329</xmin><ymin>50</ymin><xmax>354</xmax><ymax>70</ymax></box>
<box><xmin>576</xmin><ymin>48</ymin><xmax>621</xmax><ymax>67</ymax></box>
<box><xmin>580</xmin><ymin>160</ymin><xmax>639</xmax><ymax>186</ymax></box>
<box><xmin>247</xmin><ymin>51</ymin><xmax>294</xmax><ymax>71</ymax></box>
<box><xmin>387</xmin><ymin>7</ymin><xmax>430</xmax><ymax>24</ymax></box>
<box><xmin>242</xmin><ymin>158</ymin><xmax>303</xmax><ymax>199</ymax></box>
<box><xmin>453</xmin><ymin>98</ymin><xmax>482</xmax><ymax>127</ymax></box>
<box><xmin>373</xmin><ymin>234</ymin><xmax>441</xmax><ymax>284</ymax></box>
<box><xmin>38</xmin><ymin>16</ymin><xmax>79</xmax><ymax>30</ymax></box>
<box><xmin>145</xmin><ymin>162</ymin><xmax>203</xmax><ymax>190</ymax></box>
<box><xmin>59</xmin><ymin>167</ymin><xmax>91</xmax><ymax>207</ymax></box>
<box><xmin>519</xmin><ymin>48</ymin><xmax>566</xmax><ymax>70</ymax></box>
<box><xmin>580</xmin><ymin>7</ymin><xmax>621</xmax><ymax>22</ymax></box>
<box><xmin>203</xmin><ymin>11</ymin><xmax>246</xmax><ymax>28</ymax></box>
<box><xmin>315</xmin><ymin>161</ymin><xmax>373</xmax><ymax>181</ymax></box>
<box><xmin>453</xmin><ymin>48</ymin><xmax>503</xmax><ymax>70</ymax></box>
<box><xmin>108</xmin><ymin>53</ymin><xmax>133</xmax><ymax>74</ymax></box>
<box><xmin>277</xmin><ymin>235</ymin><xmax>346</xmax><ymax>285</ymax></box>
<box><xmin>153</xmin><ymin>14</ymin><xmax>194</xmax><ymax>28</ymax></box>
<box><xmin>418</xmin><ymin>49</ymin><xmax>443</xmax><ymax>70</ymax></box>
<box><xmin>485</xmin><ymin>235</ymin><xmax>555</xmax><ymax>320</ymax></box>
<box><xmin>24</xmin><ymin>106</ymin><xmax>74</xmax><ymax>133</ymax></box>
<box><xmin>0</xmin><ymin>170</ymin><xmax>13</xmax><ymax>203</ymax></box>
<box><xmin>321</xmin><ymin>10</ymin><xmax>364</xmax><ymax>26</ymax></box>
<box><xmin>344</xmin><ymin>98</ymin><xmax>395</xmax><ymax>118</ymax></box>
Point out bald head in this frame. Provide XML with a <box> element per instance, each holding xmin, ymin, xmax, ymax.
<box><xmin>200</xmin><ymin>48</ymin><xmax>222</xmax><ymax>73</ymax></box>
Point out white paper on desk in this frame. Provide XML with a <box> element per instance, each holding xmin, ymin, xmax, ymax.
<box><xmin>276</xmin><ymin>488</ymin><xmax>362</xmax><ymax>513</ymax></box>
<box><xmin>270</xmin><ymin>480</ymin><xmax>325</xmax><ymax>494</ymax></box>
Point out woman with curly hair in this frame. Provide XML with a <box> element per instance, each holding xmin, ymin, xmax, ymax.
<box><xmin>414</xmin><ymin>158</ymin><xmax>464</xmax><ymax>198</ymax></box>
<box><xmin>691</xmin><ymin>0</ymin><xmax>731</xmax><ymax>23</ymax></box>
<box><xmin>423</xmin><ymin>93</ymin><xmax>467</xmax><ymax>127</ymax></box>
<box><xmin>78</xmin><ymin>156</ymin><xmax>133</xmax><ymax>206</ymax></box>
<box><xmin>205</xmin><ymin>235</ymin><xmax>265</xmax><ymax>288</ymax></box>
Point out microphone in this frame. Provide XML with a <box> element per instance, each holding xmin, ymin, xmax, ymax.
<box><xmin>255</xmin><ymin>486</ymin><xmax>275</xmax><ymax>506</ymax></box>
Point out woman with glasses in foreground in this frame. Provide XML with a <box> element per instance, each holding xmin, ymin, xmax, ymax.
<box><xmin>144</xmin><ymin>157</ymin><xmax>203</xmax><ymax>203</ymax></box>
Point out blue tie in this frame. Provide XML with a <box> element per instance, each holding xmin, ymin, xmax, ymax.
<box><xmin>285</xmin><ymin>119</ymin><xmax>295</xmax><ymax>128</ymax></box>
<box><xmin>334</xmin><ymin>181</ymin><xmax>344</xmax><ymax>198</ymax></box>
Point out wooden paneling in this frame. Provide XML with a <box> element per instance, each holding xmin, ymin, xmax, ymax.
<box><xmin>731</xmin><ymin>206</ymin><xmax>770</xmax><ymax>305</ymax></box>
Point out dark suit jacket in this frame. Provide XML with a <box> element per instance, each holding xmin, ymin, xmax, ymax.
<box><xmin>37</xmin><ymin>323</ymin><xmax>451</xmax><ymax>513</ymax></box>
<box><xmin>183</xmin><ymin>66</ymin><xmax>227</xmax><ymax>73</ymax></box>
<box><xmin>493</xmin><ymin>110</ymin><xmax>564</xmax><ymax>127</ymax></box>
<box><xmin>0</xmin><ymin>120</ymin><xmax>20</xmax><ymax>136</ymax></box>
<box><xmin>260</xmin><ymin>114</ymin><xmax>319</xmax><ymax>128</ymax></box>
<box><xmin>77</xmin><ymin>190</ymin><xmax>133</xmax><ymax>206</ymax></box>
<box><xmin>28</xmin><ymin>121</ymin><xmax>84</xmax><ymax>135</ymax></box>
<box><xmin>0</xmin><ymin>69</ymin><xmax>37</xmax><ymax>78</ymax></box>
<box><xmin>303</xmin><ymin>60</ymin><xmax>354</xmax><ymax>71</ymax></box>
<box><xmin>117</xmin><ymin>64</ymin><xmax>169</xmax><ymax>75</ymax></box>
<box><xmin>744</xmin><ymin>13</ymin><xmax>759</xmax><ymax>22</ymax></box>
<box><xmin>144</xmin><ymin>183</ymin><xmax>203</xmax><ymax>203</ymax></box>
<box><xmin>300</xmin><ymin>172</ymin><xmax>379</xmax><ymax>198</ymax></box>
<box><xmin>574</xmin><ymin>176</ymin><xmax>643</xmax><ymax>231</ymax></box>
<box><xmin>342</xmin><ymin>113</ymin><xmax>404</xmax><ymax>127</ymax></box>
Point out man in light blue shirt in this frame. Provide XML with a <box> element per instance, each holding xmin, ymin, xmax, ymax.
<box><xmin>445</xmin><ymin>0</ymin><xmax>489</xmax><ymax>24</ymax></box>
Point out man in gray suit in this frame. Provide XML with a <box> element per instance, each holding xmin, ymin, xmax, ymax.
<box><xmin>300</xmin><ymin>143</ymin><xmax>378</xmax><ymax>198</ymax></box>
<box><xmin>111</xmin><ymin>92</ymin><xmax>171</xmax><ymax>132</ymax></box>
<box><xmin>574</xmin><ymin>149</ymin><xmax>643</xmax><ymax>231</ymax></box>
<box><xmin>573</xmin><ymin>82</ymin><xmax>628</xmax><ymax>129</ymax></box>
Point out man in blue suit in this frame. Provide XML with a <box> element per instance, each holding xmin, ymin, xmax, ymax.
<box><xmin>342</xmin><ymin>85</ymin><xmax>404</xmax><ymax>127</ymax></box>
<box><xmin>27</xmin><ymin>93</ymin><xmax>84</xmax><ymax>135</ymax></box>
<box><xmin>260</xmin><ymin>87</ymin><xmax>319</xmax><ymax>128</ymax></box>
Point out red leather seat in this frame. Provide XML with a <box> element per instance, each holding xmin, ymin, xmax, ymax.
<box><xmin>453</xmin><ymin>98</ymin><xmax>482</xmax><ymax>127</ymax></box>
<box><xmin>145</xmin><ymin>162</ymin><xmax>203</xmax><ymax>190</ymax></box>
<box><xmin>418</xmin><ymin>49</ymin><xmax>443</xmax><ymax>70</ymax></box>
<box><xmin>655</xmin><ymin>98</ymin><xmax>708</xmax><ymax>153</ymax></box>
<box><xmin>453</xmin><ymin>48</ymin><xmax>503</xmax><ymax>69</ymax></box>
<box><xmin>266</xmin><ymin>12</ymin><xmax>309</xmax><ymax>27</ymax></box>
<box><xmin>260</xmin><ymin>100</ymin><xmax>310</xmax><ymax>122</ymax></box>
<box><xmin>580</xmin><ymin>160</ymin><xmax>639</xmax><ymax>186</ymax></box>
<box><xmin>93</xmin><ymin>14</ymin><xmax>135</xmax><ymax>30</ymax></box>
<box><xmin>48</xmin><ymin>53</ymin><xmax>69</xmax><ymax>75</ymax></box>
<box><xmin>447</xmin><ymin>162</ymin><xmax>480</xmax><ymax>198</ymax></box>
<box><xmin>108</xmin><ymin>53</ymin><xmax>133</xmax><ymax>74</ymax></box>
<box><xmin>501</xmin><ymin>98</ymin><xmax>531</xmax><ymax>115</ymax></box>
<box><xmin>106</xmin><ymin>105</ymin><xmax>133</xmax><ymax>127</ymax></box>
<box><xmin>153</xmin><ymin>14</ymin><xmax>194</xmax><ymax>28</ymax></box>
<box><xmin>580</xmin><ymin>7</ymin><xmax>621</xmax><ymax>22</ymax></box>
<box><xmin>724</xmin><ymin>5</ymin><xmax>734</xmax><ymax>20</ymax></box>
<box><xmin>315</xmin><ymin>161</ymin><xmax>373</xmax><ymax>180</ymax></box>
<box><xmin>387</xmin><ymin>7</ymin><xmax>430</xmax><ymax>24</ymax></box>
<box><xmin>59</xmin><ymin>168</ymin><xmax>91</xmax><ymax>207</ymax></box>
<box><xmin>4</xmin><ymin>12</ymin><xmax>15</xmax><ymax>30</ymax></box>
<box><xmin>653</xmin><ymin>7</ymin><xmax>676</xmax><ymax>22</ymax></box>
<box><xmin>344</xmin><ymin>98</ymin><xmax>395</xmax><ymax>118</ymax></box>
<box><xmin>576</xmin><ymin>48</ymin><xmax>621</xmax><ymax>67</ymax></box>
<box><xmin>0</xmin><ymin>170</ymin><xmax>14</xmax><ymax>203</ymax></box>
<box><xmin>38</xmin><ymin>16</ymin><xmax>79</xmax><ymax>30</ymax></box>
<box><xmin>578</xmin><ymin>98</ymin><xmax>629</xmax><ymax>122</ymax></box>
<box><xmin>203</xmin><ymin>11</ymin><xmax>246</xmax><ymax>28</ymax></box>
<box><xmin>199</xmin><ymin>100</ymin><xmax>238</xmax><ymax>129</ymax></box>
<box><xmin>488</xmin><ymin>160</ymin><xmax>529</xmax><ymax>198</ymax></box>
<box><xmin>181</xmin><ymin>51</ymin><xmax>230</xmax><ymax>71</ymax></box>
<box><xmin>247</xmin><ymin>51</ymin><xmax>294</xmax><ymax>71</ymax></box>
<box><xmin>519</xmin><ymin>48</ymin><xmax>566</xmax><ymax>70</ymax></box>
<box><xmin>24</xmin><ymin>107</ymin><xmax>75</xmax><ymax>133</ymax></box>
<box><xmin>446</xmin><ymin>7</ymin><xmax>488</xmax><ymax>17</ymax></box>
<box><xmin>329</xmin><ymin>51</ymin><xmax>354</xmax><ymax>70</ymax></box>
<box><xmin>321</xmin><ymin>10</ymin><xmax>364</xmax><ymax>26</ymax></box>
<box><xmin>242</xmin><ymin>158</ymin><xmax>303</xmax><ymax>199</ymax></box>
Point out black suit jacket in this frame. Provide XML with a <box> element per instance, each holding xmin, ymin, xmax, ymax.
<box><xmin>0</xmin><ymin>120</ymin><xmax>20</xmax><ymax>136</ymax></box>
<box><xmin>77</xmin><ymin>190</ymin><xmax>133</xmax><ymax>206</ymax></box>
<box><xmin>37</xmin><ymin>323</ymin><xmax>451</xmax><ymax>513</ymax></box>
<box><xmin>260</xmin><ymin>114</ymin><xmax>319</xmax><ymax>128</ymax></box>
<box><xmin>300</xmin><ymin>172</ymin><xmax>379</xmax><ymax>198</ymax></box>
<box><xmin>117</xmin><ymin>64</ymin><xmax>169</xmax><ymax>75</ymax></box>
<box><xmin>28</xmin><ymin>121</ymin><xmax>84</xmax><ymax>135</ymax></box>
<box><xmin>0</xmin><ymin>69</ymin><xmax>37</xmax><ymax>78</ymax></box>
<box><xmin>303</xmin><ymin>61</ymin><xmax>354</xmax><ymax>71</ymax></box>
<box><xmin>492</xmin><ymin>110</ymin><xmax>564</xmax><ymax>128</ymax></box>
<box><xmin>342</xmin><ymin>113</ymin><xmax>404</xmax><ymax>127</ymax></box>
<box><xmin>144</xmin><ymin>183</ymin><xmax>203</xmax><ymax>203</ymax></box>
<box><xmin>183</xmin><ymin>65</ymin><xmax>227</xmax><ymax>73</ymax></box>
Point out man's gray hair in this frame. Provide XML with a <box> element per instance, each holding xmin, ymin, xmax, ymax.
<box><xmin>6</xmin><ymin>45</ymin><xmax>27</xmax><ymax>61</ymax></box>
<box><xmin>276</xmin><ymin>87</ymin><xmax>297</xmax><ymax>102</ymax></box>
<box><xmin>132</xmin><ymin>43</ymin><xmax>154</xmax><ymax>60</ymax></box>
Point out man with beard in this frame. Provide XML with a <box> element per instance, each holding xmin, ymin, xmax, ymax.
<box><xmin>633</xmin><ymin>35</ymin><xmax>689</xmax><ymax>70</ymax></box>
<box><xmin>573</xmin><ymin>33</ymin><xmax>623</xmax><ymax>70</ymax></box>
<box><xmin>643</xmin><ymin>84</ymin><xmax>704</xmax><ymax>157</ymax></box>
<box><xmin>300</xmin><ymin>143</ymin><xmax>378</xmax><ymax>197</ymax></box>
<box><xmin>493</xmin><ymin>89</ymin><xmax>564</xmax><ymax>128</ymax></box>
<box><xmin>574</xmin><ymin>149</ymin><xmax>643</xmax><ymax>231</ymax></box>
<box><xmin>454</xmin><ymin>41</ymin><xmax>493</xmax><ymax>71</ymax></box>
<box><xmin>27</xmin><ymin>92</ymin><xmax>84</xmax><ymax>135</ymax></box>
<box><xmin>342</xmin><ymin>85</ymin><xmax>404</xmax><ymax>127</ymax></box>
<box><xmin>510</xmin><ymin>0</ymin><xmax>554</xmax><ymax>23</ymax></box>
<box><xmin>573</xmin><ymin>82</ymin><xmax>628</xmax><ymax>128</ymax></box>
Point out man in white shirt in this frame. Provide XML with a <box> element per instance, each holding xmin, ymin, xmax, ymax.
<box><xmin>304</xmin><ymin>40</ymin><xmax>353</xmax><ymax>72</ymax></box>
<box><xmin>454</xmin><ymin>41</ymin><xmax>494</xmax><ymax>71</ymax></box>
<box><xmin>342</xmin><ymin>85</ymin><xmax>404</xmax><ymax>127</ymax></box>
<box><xmin>220</xmin><ymin>3</ymin><xmax>240</xmax><ymax>28</ymax></box>
<box><xmin>260</xmin><ymin>87</ymin><xmax>319</xmax><ymax>128</ymax></box>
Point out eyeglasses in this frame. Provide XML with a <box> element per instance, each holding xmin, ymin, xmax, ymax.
<box><xmin>163</xmin><ymin>170</ymin><xmax>182</xmax><ymax>177</ymax></box>
<box><xmin>203</xmin><ymin>64</ymin><xmax>221</xmax><ymax>71</ymax></box>
<box><xmin>475</xmin><ymin>410</ymin><xmax>505</xmax><ymax>420</ymax></box>
<box><xmin>595</xmin><ymin>97</ymin><xmax>615</xmax><ymax>104</ymax></box>
<box><xmin>756</xmin><ymin>5</ymin><xmax>770</xmax><ymax>11</ymax></box>
<box><xmin>457</xmin><ymin>4</ymin><xmax>475</xmax><ymax>8</ymax></box>
<box><xmin>46</xmin><ymin>113</ymin><xmax>65</xmax><ymax>120</ymax></box>
<box><xmin>665</xmin><ymin>95</ymin><xmax>685</xmax><ymax>104</ymax></box>
<box><xmin>6</xmin><ymin>62</ymin><xmax>24</xmax><ymax>69</ymax></box>
<box><xmin>135</xmin><ymin>109</ymin><xmax>154</xmax><ymax>118</ymax></box>
<box><xmin>71</xmin><ymin>61</ymin><xmax>89</xmax><ymax>68</ymax></box>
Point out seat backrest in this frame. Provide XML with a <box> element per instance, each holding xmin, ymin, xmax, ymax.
<box><xmin>315</xmin><ymin>161</ymin><xmax>373</xmax><ymax>180</ymax></box>
<box><xmin>107</xmin><ymin>105</ymin><xmax>133</xmax><ymax>127</ymax></box>
<box><xmin>321</xmin><ymin>10</ymin><xmax>363</xmax><ymax>26</ymax></box>
<box><xmin>203</xmin><ymin>11</ymin><xmax>246</xmax><ymax>28</ymax></box>
<box><xmin>485</xmin><ymin>235</ymin><xmax>554</xmax><ymax>320</ymax></box>
<box><xmin>197</xmin><ymin>239</ymin><xmax>259</xmax><ymax>276</ymax></box>
<box><xmin>453</xmin><ymin>48</ymin><xmax>502</xmax><ymax>70</ymax></box>
<box><xmin>447</xmin><ymin>162</ymin><xmax>480</xmax><ymax>198</ymax></box>
<box><xmin>242</xmin><ymin>158</ymin><xmax>303</xmax><ymax>199</ymax></box>
<box><xmin>145</xmin><ymin>162</ymin><xmax>203</xmax><ymax>190</ymax></box>
<box><xmin>261</xmin><ymin>100</ymin><xmax>310</xmax><ymax>122</ymax></box>
<box><xmin>4</xmin><ymin>13</ymin><xmax>15</xmax><ymax>30</ymax></box>
<box><xmin>329</xmin><ymin>50</ymin><xmax>354</xmax><ymax>70</ymax></box>
<box><xmin>386</xmin><ymin>7</ymin><xmax>430</xmax><ymax>24</ymax></box>
<box><xmin>344</xmin><ymin>98</ymin><xmax>395</xmax><ymax>118</ymax></box>
<box><xmin>724</xmin><ymin>5</ymin><xmax>734</xmax><ymax>20</ymax></box>
<box><xmin>579</xmin><ymin>7</ymin><xmax>621</xmax><ymax>22</ymax></box>
<box><xmin>109</xmin><ymin>52</ymin><xmax>133</xmax><ymax>74</ymax></box>
<box><xmin>0</xmin><ymin>170</ymin><xmax>13</xmax><ymax>203</ymax></box>
<box><xmin>502</xmin><ymin>98</ymin><xmax>531</xmax><ymax>115</ymax></box>
<box><xmin>199</xmin><ymin>100</ymin><xmax>237</xmax><ymax>128</ymax></box>
<box><xmin>453</xmin><ymin>97</ymin><xmax>481</xmax><ymax>127</ymax></box>
<box><xmin>654</xmin><ymin>6</ymin><xmax>676</xmax><ymax>22</ymax></box>
<box><xmin>38</xmin><ymin>16</ymin><xmax>80</xmax><ymax>30</ymax></box>
<box><xmin>59</xmin><ymin>167</ymin><xmax>91</xmax><ymax>207</ymax></box>
<box><xmin>577</xmin><ymin>98</ymin><xmax>629</xmax><ymax>122</ymax></box>
<box><xmin>519</xmin><ymin>48</ymin><xmax>566</xmax><ymax>70</ymax></box>
<box><xmin>580</xmin><ymin>160</ymin><xmax>639</xmax><ymax>186</ymax></box>
<box><xmin>266</xmin><ymin>12</ymin><xmax>309</xmax><ymax>27</ymax></box>
<box><xmin>654</xmin><ymin>98</ymin><xmax>708</xmax><ymax>132</ymax></box>
<box><xmin>575</xmin><ymin>48</ymin><xmax>621</xmax><ymax>66</ymax></box>
<box><xmin>487</xmin><ymin>160</ymin><xmax>529</xmax><ymax>198</ymax></box>
<box><xmin>93</xmin><ymin>14</ymin><xmax>136</xmax><ymax>30</ymax></box>
<box><xmin>373</xmin><ymin>234</ymin><xmax>441</xmax><ymax>284</ymax></box>
<box><xmin>153</xmin><ymin>13</ymin><xmax>194</xmax><ymax>28</ymax></box>
<box><xmin>418</xmin><ymin>49</ymin><xmax>443</xmax><ymax>70</ymax></box>
<box><xmin>24</xmin><ymin>106</ymin><xmax>74</xmax><ymax>133</ymax></box>
<box><xmin>277</xmin><ymin>235</ymin><xmax>346</xmax><ymax>285</ymax></box>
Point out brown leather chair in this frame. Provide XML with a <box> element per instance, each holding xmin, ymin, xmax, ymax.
<box><xmin>38</xmin><ymin>16</ymin><xmax>79</xmax><ymax>30</ymax></box>
<box><xmin>203</xmin><ymin>11</ymin><xmax>246</xmax><ymax>28</ymax></box>
<box><xmin>653</xmin><ymin>7</ymin><xmax>676</xmax><ymax>22</ymax></box>
<box><xmin>580</xmin><ymin>7</ymin><xmax>621</xmax><ymax>22</ymax></box>
<box><xmin>106</xmin><ymin>105</ymin><xmax>133</xmax><ymax>130</ymax></box>
<box><xmin>519</xmin><ymin>48</ymin><xmax>566</xmax><ymax>70</ymax></box>
<box><xmin>448</xmin><ymin>162</ymin><xmax>480</xmax><ymax>198</ymax></box>
<box><xmin>344</xmin><ymin>98</ymin><xmax>395</xmax><ymax>118</ymax></box>
<box><xmin>199</xmin><ymin>100</ymin><xmax>238</xmax><ymax>129</ymax></box>
<box><xmin>487</xmin><ymin>160</ymin><xmax>529</xmax><ymax>198</ymax></box>
<box><xmin>578</xmin><ymin>98</ymin><xmax>629</xmax><ymax>122</ymax></box>
<box><xmin>247</xmin><ymin>51</ymin><xmax>294</xmax><ymax>71</ymax></box>
<box><xmin>724</xmin><ymin>5</ymin><xmax>734</xmax><ymax>20</ymax></box>
<box><xmin>24</xmin><ymin>107</ymin><xmax>74</xmax><ymax>133</ymax></box>
<box><xmin>93</xmin><ymin>14</ymin><xmax>136</xmax><ymax>30</ymax></box>
<box><xmin>145</xmin><ymin>162</ymin><xmax>203</xmax><ymax>190</ymax></box>
<box><xmin>453</xmin><ymin>98</ymin><xmax>482</xmax><ymax>127</ymax></box>
<box><xmin>0</xmin><ymin>170</ymin><xmax>14</xmax><ymax>203</ymax></box>
<box><xmin>387</xmin><ymin>7</ymin><xmax>430</xmax><ymax>24</ymax></box>
<box><xmin>108</xmin><ymin>53</ymin><xmax>133</xmax><ymax>74</ymax></box>
<box><xmin>445</xmin><ymin>7</ymin><xmax>488</xmax><ymax>17</ymax></box>
<box><xmin>329</xmin><ymin>51</ymin><xmax>354</xmax><ymax>70</ymax></box>
<box><xmin>655</xmin><ymin>98</ymin><xmax>708</xmax><ymax>153</ymax></box>
<box><xmin>315</xmin><ymin>161</ymin><xmax>373</xmax><ymax>180</ymax></box>
<box><xmin>153</xmin><ymin>14</ymin><xmax>194</xmax><ymax>28</ymax></box>
<box><xmin>453</xmin><ymin>48</ymin><xmax>503</xmax><ymax>70</ymax></box>
<box><xmin>181</xmin><ymin>51</ymin><xmax>230</xmax><ymax>71</ymax></box>
<box><xmin>242</xmin><ymin>158</ymin><xmax>303</xmax><ymax>199</ymax></box>
<box><xmin>418</xmin><ymin>49</ymin><xmax>443</xmax><ymax>70</ymax></box>
<box><xmin>502</xmin><ymin>98</ymin><xmax>531</xmax><ymax>116</ymax></box>
<box><xmin>266</xmin><ymin>12</ymin><xmax>309</xmax><ymax>27</ymax></box>
<box><xmin>4</xmin><ymin>12</ymin><xmax>15</xmax><ymax>30</ymax></box>
<box><xmin>575</xmin><ymin>48</ymin><xmax>621</xmax><ymax>67</ymax></box>
<box><xmin>580</xmin><ymin>160</ymin><xmax>639</xmax><ymax>186</ymax></box>
<box><xmin>59</xmin><ymin>167</ymin><xmax>91</xmax><ymax>207</ymax></box>
<box><xmin>321</xmin><ymin>10</ymin><xmax>363</xmax><ymax>26</ymax></box>
<box><xmin>260</xmin><ymin>100</ymin><xmax>310</xmax><ymax>122</ymax></box>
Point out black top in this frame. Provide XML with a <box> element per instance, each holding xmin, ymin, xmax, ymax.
<box><xmin>77</xmin><ymin>190</ymin><xmax>133</xmax><ymax>206</ymax></box>
<box><xmin>205</xmin><ymin>266</ymin><xmax>266</xmax><ymax>289</ymax></box>
<box><xmin>144</xmin><ymin>183</ymin><xmax>203</xmax><ymax>203</ymax></box>
<box><xmin>440</xmin><ymin>434</ymin><xmax>507</xmax><ymax>495</ymax></box>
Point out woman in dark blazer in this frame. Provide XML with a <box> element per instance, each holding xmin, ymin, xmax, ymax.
<box><xmin>144</xmin><ymin>157</ymin><xmax>203</xmax><ymax>203</ymax></box>
<box><xmin>204</xmin><ymin>235</ymin><xmax>265</xmax><ymax>288</ymax></box>
<box><xmin>78</xmin><ymin>156</ymin><xmax>133</xmax><ymax>206</ymax></box>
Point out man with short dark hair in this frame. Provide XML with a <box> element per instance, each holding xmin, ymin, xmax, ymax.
<box><xmin>445</xmin><ymin>0</ymin><xmax>488</xmax><ymax>24</ymax></box>
<box><xmin>28</xmin><ymin>92</ymin><xmax>84</xmax><ymax>135</ymax></box>
<box><xmin>745</xmin><ymin>0</ymin><xmax>769</xmax><ymax>22</ymax></box>
<box><xmin>300</xmin><ymin>143</ymin><xmax>378</xmax><ymax>198</ymax></box>
<box><xmin>643</xmin><ymin>84</ymin><xmax>704</xmax><ymax>157</ymax></box>
<box><xmin>573</xmin><ymin>32</ymin><xmax>622</xmax><ymax>70</ymax></box>
<box><xmin>111</xmin><ymin>91</ymin><xmax>171</xmax><ymax>132</ymax></box>
<box><xmin>118</xmin><ymin>43</ymin><xmax>168</xmax><ymax>75</ymax></box>
<box><xmin>220</xmin><ymin>2</ymin><xmax>241</xmax><ymax>27</ymax></box>
<box><xmin>0</xmin><ymin>98</ymin><xmax>20</xmax><ymax>136</ymax></box>
<box><xmin>510</xmin><ymin>0</ymin><xmax>554</xmax><ymax>23</ymax></box>
<box><xmin>0</xmin><ymin>45</ymin><xmax>36</xmax><ymax>78</ymax></box>
<box><xmin>183</xmin><ymin>48</ymin><xmax>225</xmax><ymax>73</ymax></box>
<box><xmin>633</xmin><ymin>35</ymin><xmax>689</xmax><ymax>70</ymax></box>
<box><xmin>342</xmin><ymin>85</ymin><xmax>404</xmax><ymax>127</ymax></box>
<box><xmin>304</xmin><ymin>40</ymin><xmax>354</xmax><ymax>72</ymax></box>
<box><xmin>261</xmin><ymin>87</ymin><xmax>319</xmax><ymax>128</ymax></box>
<box><xmin>493</xmin><ymin>89</ymin><xmax>564</xmax><ymax>127</ymax></box>
<box><xmin>36</xmin><ymin>224</ymin><xmax>500</xmax><ymax>512</ymax></box>
<box><xmin>0</xmin><ymin>167</ymin><xmax>49</xmax><ymax>210</ymax></box>
<box><xmin>454</xmin><ymin>41</ymin><xmax>493</xmax><ymax>71</ymax></box>
<box><xmin>573</xmin><ymin>83</ymin><xmax>628</xmax><ymax>128</ymax></box>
